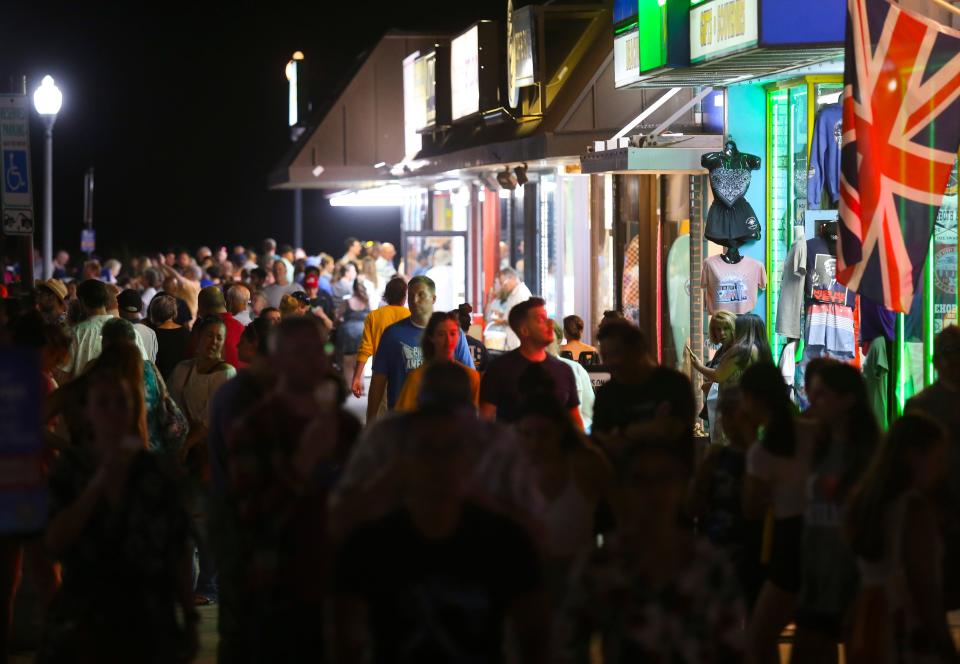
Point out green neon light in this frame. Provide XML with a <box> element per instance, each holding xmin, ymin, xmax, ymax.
<box><xmin>614</xmin><ymin>20</ymin><xmax>639</xmax><ymax>35</ymax></box>
<box><xmin>925</xmin><ymin>233</ymin><xmax>934</xmax><ymax>385</ymax></box>
<box><xmin>897</xmin><ymin>312</ymin><xmax>906</xmax><ymax>416</ymax></box>
<box><xmin>638</xmin><ymin>0</ymin><xmax>667</xmax><ymax>72</ymax></box>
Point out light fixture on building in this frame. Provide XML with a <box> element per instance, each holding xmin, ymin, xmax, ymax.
<box><xmin>496</xmin><ymin>167</ymin><xmax>517</xmax><ymax>190</ymax></box>
<box><xmin>514</xmin><ymin>163</ymin><xmax>528</xmax><ymax>187</ymax></box>
<box><xmin>328</xmin><ymin>185</ymin><xmax>405</xmax><ymax>207</ymax></box>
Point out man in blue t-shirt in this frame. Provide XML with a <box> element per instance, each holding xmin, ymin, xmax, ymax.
<box><xmin>369</xmin><ymin>275</ymin><xmax>474</xmax><ymax>420</ymax></box>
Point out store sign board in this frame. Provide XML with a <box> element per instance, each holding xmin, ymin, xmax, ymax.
<box><xmin>451</xmin><ymin>26</ymin><xmax>480</xmax><ymax>120</ymax></box>
<box><xmin>402</xmin><ymin>51</ymin><xmax>423</xmax><ymax>159</ymax></box>
<box><xmin>689</xmin><ymin>0</ymin><xmax>759</xmax><ymax>64</ymax></box>
<box><xmin>614</xmin><ymin>29</ymin><xmax>641</xmax><ymax>88</ymax></box>
<box><xmin>0</xmin><ymin>96</ymin><xmax>34</xmax><ymax>237</ymax></box>
<box><xmin>507</xmin><ymin>5</ymin><xmax>536</xmax><ymax>108</ymax></box>
<box><xmin>761</xmin><ymin>0</ymin><xmax>844</xmax><ymax>45</ymax></box>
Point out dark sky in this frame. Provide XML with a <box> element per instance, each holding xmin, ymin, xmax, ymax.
<box><xmin>1</xmin><ymin>0</ymin><xmax>504</xmax><ymax>259</ymax></box>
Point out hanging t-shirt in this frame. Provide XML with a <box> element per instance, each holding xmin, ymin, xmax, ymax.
<box><xmin>701</xmin><ymin>254</ymin><xmax>767</xmax><ymax>315</ymax></box>
<box><xmin>776</xmin><ymin>228</ymin><xmax>807</xmax><ymax>339</ymax></box>
<box><xmin>373</xmin><ymin>319</ymin><xmax>475</xmax><ymax>408</ymax></box>
<box><xmin>805</xmin><ymin>236</ymin><xmax>856</xmax><ymax>308</ymax></box>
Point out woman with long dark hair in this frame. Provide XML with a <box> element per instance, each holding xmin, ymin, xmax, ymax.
<box><xmin>395</xmin><ymin>311</ymin><xmax>480</xmax><ymax>411</ymax></box>
<box><xmin>740</xmin><ymin>362</ymin><xmax>814</xmax><ymax>664</ymax></box>
<box><xmin>793</xmin><ymin>361</ymin><xmax>881</xmax><ymax>663</ymax></box>
<box><xmin>846</xmin><ymin>414</ymin><xmax>958</xmax><ymax>664</ymax></box>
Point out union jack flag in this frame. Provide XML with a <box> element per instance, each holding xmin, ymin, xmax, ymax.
<box><xmin>837</xmin><ymin>0</ymin><xmax>960</xmax><ymax>312</ymax></box>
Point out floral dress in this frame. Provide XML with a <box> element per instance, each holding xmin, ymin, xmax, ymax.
<box><xmin>38</xmin><ymin>447</ymin><xmax>192</xmax><ymax>664</ymax></box>
<box><xmin>560</xmin><ymin>533</ymin><xmax>746</xmax><ymax>664</ymax></box>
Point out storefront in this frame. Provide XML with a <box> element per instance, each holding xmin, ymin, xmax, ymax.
<box><xmin>393</xmin><ymin>5</ymin><xmax>699</xmax><ymax>347</ymax></box>
<box><xmin>582</xmin><ymin>0</ymin><xmax>960</xmax><ymax>425</ymax></box>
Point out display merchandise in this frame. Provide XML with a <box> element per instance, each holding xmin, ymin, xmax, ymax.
<box><xmin>775</xmin><ymin>226</ymin><xmax>807</xmax><ymax>340</ymax></box>
<box><xmin>807</xmin><ymin>103</ymin><xmax>843</xmax><ymax>209</ymax></box>
<box><xmin>701</xmin><ymin>252</ymin><xmax>767</xmax><ymax>315</ymax></box>
<box><xmin>702</xmin><ymin>141</ymin><xmax>762</xmax><ymax>248</ymax></box>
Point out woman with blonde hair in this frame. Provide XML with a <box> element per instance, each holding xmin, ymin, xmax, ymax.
<box><xmin>359</xmin><ymin>256</ymin><xmax>382</xmax><ymax>309</ymax></box>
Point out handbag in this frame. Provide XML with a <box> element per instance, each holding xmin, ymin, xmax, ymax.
<box><xmin>153</xmin><ymin>363</ymin><xmax>189</xmax><ymax>453</ymax></box>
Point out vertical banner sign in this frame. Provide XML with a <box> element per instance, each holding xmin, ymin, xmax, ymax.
<box><xmin>0</xmin><ymin>350</ymin><xmax>47</xmax><ymax>534</ymax></box>
<box><xmin>451</xmin><ymin>26</ymin><xmax>480</xmax><ymax>120</ymax></box>
<box><xmin>0</xmin><ymin>96</ymin><xmax>35</xmax><ymax>236</ymax></box>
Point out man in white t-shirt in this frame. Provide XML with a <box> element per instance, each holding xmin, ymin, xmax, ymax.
<box><xmin>263</xmin><ymin>260</ymin><xmax>304</xmax><ymax>309</ymax></box>
<box><xmin>118</xmin><ymin>288</ymin><xmax>158</xmax><ymax>363</ymax></box>
<box><xmin>492</xmin><ymin>267</ymin><xmax>533</xmax><ymax>351</ymax></box>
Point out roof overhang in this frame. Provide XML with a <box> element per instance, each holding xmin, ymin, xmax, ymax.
<box><xmin>580</xmin><ymin>135</ymin><xmax>724</xmax><ymax>174</ymax></box>
<box><xmin>623</xmin><ymin>46</ymin><xmax>844</xmax><ymax>88</ymax></box>
<box><xmin>269</xmin><ymin>165</ymin><xmax>391</xmax><ymax>191</ymax></box>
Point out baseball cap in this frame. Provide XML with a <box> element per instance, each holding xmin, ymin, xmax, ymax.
<box><xmin>117</xmin><ymin>289</ymin><xmax>143</xmax><ymax>314</ymax></box>
<box><xmin>291</xmin><ymin>290</ymin><xmax>311</xmax><ymax>305</ymax></box>
<box><xmin>36</xmin><ymin>278</ymin><xmax>68</xmax><ymax>303</ymax></box>
<box><xmin>304</xmin><ymin>273</ymin><xmax>319</xmax><ymax>290</ymax></box>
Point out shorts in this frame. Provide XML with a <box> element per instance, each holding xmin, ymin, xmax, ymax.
<box><xmin>767</xmin><ymin>515</ymin><xmax>803</xmax><ymax>594</ymax></box>
<box><xmin>704</xmin><ymin>197</ymin><xmax>761</xmax><ymax>248</ymax></box>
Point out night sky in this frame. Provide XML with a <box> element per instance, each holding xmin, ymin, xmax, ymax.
<box><xmin>1</xmin><ymin>0</ymin><xmax>504</xmax><ymax>260</ymax></box>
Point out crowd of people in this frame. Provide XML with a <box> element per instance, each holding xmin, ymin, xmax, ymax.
<box><xmin>0</xmin><ymin>236</ymin><xmax>957</xmax><ymax>664</ymax></box>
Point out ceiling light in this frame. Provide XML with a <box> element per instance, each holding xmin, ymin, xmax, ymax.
<box><xmin>496</xmin><ymin>167</ymin><xmax>517</xmax><ymax>190</ymax></box>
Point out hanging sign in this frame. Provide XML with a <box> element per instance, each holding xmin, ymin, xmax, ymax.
<box><xmin>0</xmin><ymin>96</ymin><xmax>35</xmax><ymax>237</ymax></box>
<box><xmin>507</xmin><ymin>4</ymin><xmax>537</xmax><ymax>108</ymax></box>
<box><xmin>690</xmin><ymin>0</ymin><xmax>759</xmax><ymax>64</ymax></box>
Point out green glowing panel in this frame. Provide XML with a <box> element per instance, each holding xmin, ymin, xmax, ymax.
<box><xmin>638</xmin><ymin>0</ymin><xmax>667</xmax><ymax>72</ymax></box>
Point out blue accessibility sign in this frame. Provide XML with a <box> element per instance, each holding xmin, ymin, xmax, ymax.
<box><xmin>3</xmin><ymin>150</ymin><xmax>28</xmax><ymax>194</ymax></box>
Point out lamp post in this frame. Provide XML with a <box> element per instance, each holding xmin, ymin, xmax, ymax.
<box><xmin>287</xmin><ymin>52</ymin><xmax>305</xmax><ymax>250</ymax></box>
<box><xmin>33</xmin><ymin>75</ymin><xmax>62</xmax><ymax>280</ymax></box>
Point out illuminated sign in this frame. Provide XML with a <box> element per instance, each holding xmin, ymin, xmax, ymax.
<box><xmin>402</xmin><ymin>52</ymin><xmax>423</xmax><ymax>159</ymax></box>
<box><xmin>451</xmin><ymin>26</ymin><xmax>480</xmax><ymax>120</ymax></box>
<box><xmin>690</xmin><ymin>0</ymin><xmax>758</xmax><ymax>63</ymax></box>
<box><xmin>507</xmin><ymin>4</ymin><xmax>537</xmax><ymax>108</ymax></box>
<box><xmin>614</xmin><ymin>29</ymin><xmax>641</xmax><ymax>87</ymax></box>
<box><xmin>450</xmin><ymin>22</ymin><xmax>500</xmax><ymax>121</ymax></box>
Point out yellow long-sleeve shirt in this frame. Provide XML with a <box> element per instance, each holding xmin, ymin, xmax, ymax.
<box><xmin>356</xmin><ymin>304</ymin><xmax>410</xmax><ymax>364</ymax></box>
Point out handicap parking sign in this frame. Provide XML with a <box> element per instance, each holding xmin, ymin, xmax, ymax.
<box><xmin>3</xmin><ymin>150</ymin><xmax>28</xmax><ymax>194</ymax></box>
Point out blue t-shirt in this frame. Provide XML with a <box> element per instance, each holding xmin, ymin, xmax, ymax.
<box><xmin>318</xmin><ymin>274</ymin><xmax>334</xmax><ymax>296</ymax></box>
<box><xmin>372</xmin><ymin>318</ymin><xmax>475</xmax><ymax>407</ymax></box>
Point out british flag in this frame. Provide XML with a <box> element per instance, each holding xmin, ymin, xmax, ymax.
<box><xmin>837</xmin><ymin>0</ymin><xmax>960</xmax><ymax>313</ymax></box>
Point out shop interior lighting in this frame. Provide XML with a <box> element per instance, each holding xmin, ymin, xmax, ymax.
<box><xmin>514</xmin><ymin>164</ymin><xmax>529</xmax><ymax>186</ymax></box>
<box><xmin>496</xmin><ymin>167</ymin><xmax>517</xmax><ymax>190</ymax></box>
<box><xmin>328</xmin><ymin>185</ymin><xmax>405</xmax><ymax>207</ymax></box>
<box><xmin>312</xmin><ymin>165</ymin><xmax>325</xmax><ymax>177</ymax></box>
<box><xmin>433</xmin><ymin>179</ymin><xmax>463</xmax><ymax>191</ymax></box>
<box><xmin>817</xmin><ymin>91</ymin><xmax>842</xmax><ymax>105</ymax></box>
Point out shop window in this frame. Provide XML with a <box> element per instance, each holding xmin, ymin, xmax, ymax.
<box><xmin>540</xmin><ymin>175</ymin><xmax>558</xmax><ymax>318</ymax></box>
<box><xmin>402</xmin><ymin>234</ymin><xmax>467</xmax><ymax>312</ymax></box>
<box><xmin>766</xmin><ymin>78</ymin><xmax>843</xmax><ymax>362</ymax></box>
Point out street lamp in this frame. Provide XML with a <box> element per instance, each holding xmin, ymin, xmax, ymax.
<box><xmin>33</xmin><ymin>75</ymin><xmax>62</xmax><ymax>279</ymax></box>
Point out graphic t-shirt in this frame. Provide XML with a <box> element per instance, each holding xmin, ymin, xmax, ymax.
<box><xmin>701</xmin><ymin>255</ymin><xmax>767</xmax><ymax>314</ymax></box>
<box><xmin>372</xmin><ymin>318</ymin><xmax>474</xmax><ymax>407</ymax></box>
<box><xmin>333</xmin><ymin>504</ymin><xmax>542</xmax><ymax>664</ymax></box>
<box><xmin>805</xmin><ymin>236</ymin><xmax>856</xmax><ymax>308</ymax></box>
